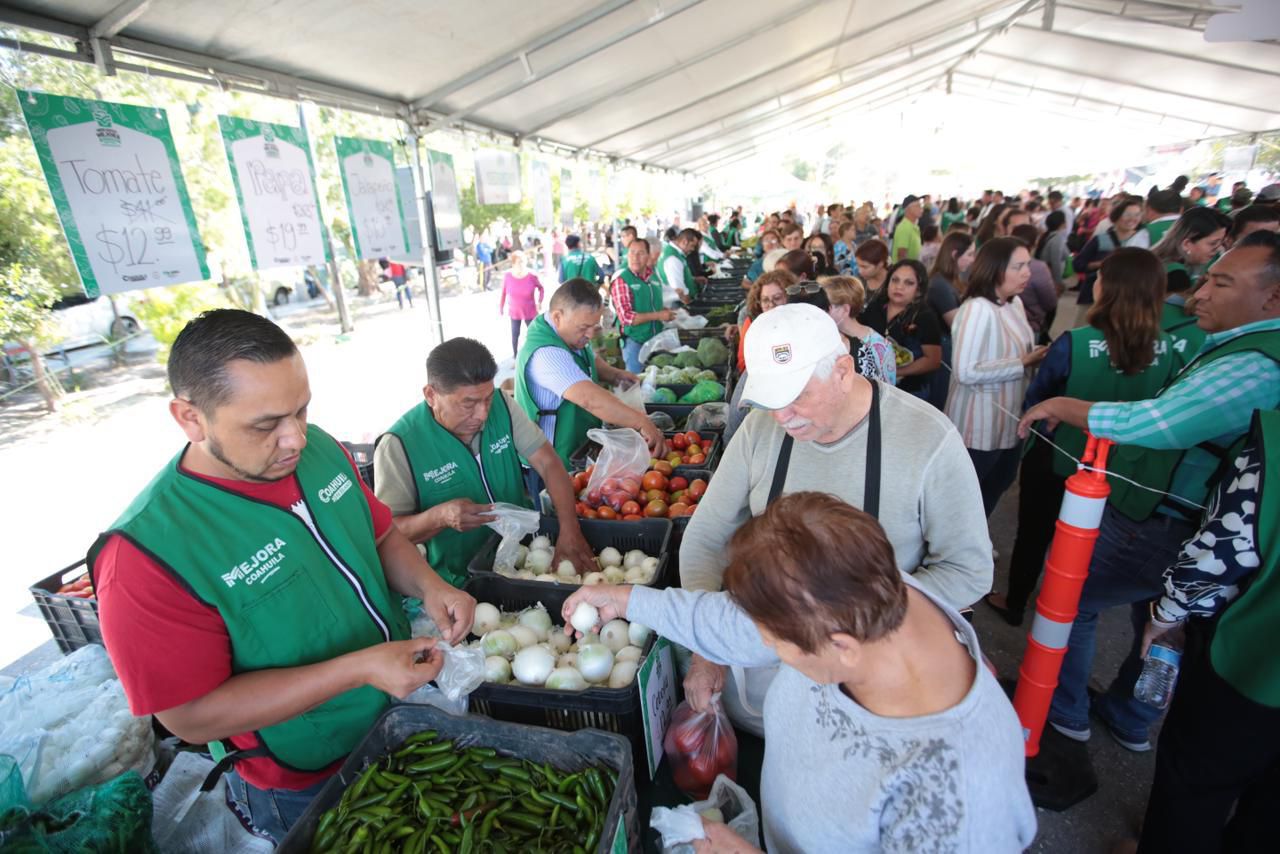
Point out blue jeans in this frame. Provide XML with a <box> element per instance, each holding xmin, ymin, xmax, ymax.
<box><xmin>1048</xmin><ymin>505</ymin><xmax>1198</xmax><ymax>740</ymax></box>
<box><xmin>621</xmin><ymin>336</ymin><xmax>644</xmax><ymax>373</ymax></box>
<box><xmin>225</xmin><ymin>770</ymin><xmax>329</xmax><ymax>844</ymax></box>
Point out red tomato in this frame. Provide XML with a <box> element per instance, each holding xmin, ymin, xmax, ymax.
<box><xmin>607</xmin><ymin>491</ymin><xmax>630</xmax><ymax>512</ymax></box>
<box><xmin>668</xmin><ymin>502</ymin><xmax>690</xmax><ymax>517</ymax></box>
<box><xmin>572</xmin><ymin>472</ymin><xmax>589</xmax><ymax>492</ymax></box>
<box><xmin>688</xmin><ymin>479</ymin><xmax>708</xmax><ymax>500</ymax></box>
<box><xmin>602</xmin><ymin>478</ymin><xmax>619</xmax><ymax>494</ymax></box>
<box><xmin>688</xmin><ymin>453</ymin><xmax>706</xmax><ymax>465</ymax></box>
<box><xmin>596</xmin><ymin>506</ymin><xmax>617</xmax><ymax>520</ymax></box>
<box><xmin>621</xmin><ymin>500</ymin><xmax>641</xmax><ymax>517</ymax></box>
<box><xmin>671</xmin><ymin>433</ymin><xmax>689</xmax><ymax>450</ymax></box>
<box><xmin>581</xmin><ymin>506</ymin><xmax>598</xmax><ymax>519</ymax></box>
<box><xmin>622</xmin><ymin>513</ymin><xmax>644</xmax><ymax>521</ymax></box>
<box><xmin>586</xmin><ymin>488</ymin><xmax>602</xmax><ymax>506</ymax></box>
<box><xmin>575</xmin><ymin>501</ymin><xmax>590</xmax><ymax>516</ymax></box>
<box><xmin>653</xmin><ymin>460</ymin><xmax>674</xmax><ymax>477</ymax></box>
<box><xmin>641</xmin><ymin>471</ymin><xmax>669</xmax><ymax>492</ymax></box>
<box><xmin>644</xmin><ymin>499</ymin><xmax>668</xmax><ymax>518</ymax></box>
<box><xmin>685</xmin><ymin>430</ymin><xmax>702</xmax><ymax>445</ymax></box>
<box><xmin>621</xmin><ymin>477</ymin><xmax>642</xmax><ymax>498</ymax></box>
<box><xmin>669</xmin><ymin>476</ymin><xmax>688</xmax><ymax>491</ymax></box>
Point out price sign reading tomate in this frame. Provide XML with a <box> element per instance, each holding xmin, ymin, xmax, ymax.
<box><xmin>218</xmin><ymin>115</ymin><xmax>330</xmax><ymax>271</ymax></box>
<box><xmin>19</xmin><ymin>91</ymin><xmax>209</xmax><ymax>297</ymax></box>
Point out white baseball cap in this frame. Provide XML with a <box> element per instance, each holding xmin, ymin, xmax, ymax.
<box><xmin>740</xmin><ymin>303</ymin><xmax>846</xmax><ymax>410</ymax></box>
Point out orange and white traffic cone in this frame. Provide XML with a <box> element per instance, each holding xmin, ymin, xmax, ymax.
<box><xmin>1014</xmin><ymin>434</ymin><xmax>1113</xmax><ymax>757</ymax></box>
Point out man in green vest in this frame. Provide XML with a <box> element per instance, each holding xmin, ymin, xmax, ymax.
<box><xmin>617</xmin><ymin>224</ymin><xmax>638</xmax><ymax>272</ymax></box>
<box><xmin>86</xmin><ymin>309</ymin><xmax>475</xmax><ymax>843</ymax></box>
<box><xmin>609</xmin><ymin>238</ymin><xmax>674</xmax><ymax>372</ymax></box>
<box><xmin>656</xmin><ymin>228</ymin><xmax>703</xmax><ymax>302</ymax></box>
<box><xmin>516</xmin><ymin>279</ymin><xmax>665</xmax><ymax>467</ymax></box>
<box><xmin>1019</xmin><ymin>232</ymin><xmax>1280</xmax><ymax>752</ymax></box>
<box><xmin>1142</xmin><ymin>189</ymin><xmax>1182</xmax><ymax>248</ymax></box>
<box><xmin>558</xmin><ymin>234</ymin><xmax>601</xmax><ymax>284</ymax></box>
<box><xmin>1134</xmin><ymin>409</ymin><xmax>1280</xmax><ymax>852</ymax></box>
<box><xmin>374</xmin><ymin>337</ymin><xmax>596</xmax><ymax>587</ymax></box>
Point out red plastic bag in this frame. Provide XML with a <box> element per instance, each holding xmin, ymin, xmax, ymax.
<box><xmin>664</xmin><ymin>694</ymin><xmax>738</xmax><ymax>800</ymax></box>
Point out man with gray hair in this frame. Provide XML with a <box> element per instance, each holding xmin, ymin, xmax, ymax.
<box><xmin>678</xmin><ymin>303</ymin><xmax>993</xmax><ymax>734</ymax></box>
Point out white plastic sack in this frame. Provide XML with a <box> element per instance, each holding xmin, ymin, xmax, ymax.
<box><xmin>639</xmin><ymin>366</ymin><xmax>660</xmax><ymax>403</ymax></box>
<box><xmin>399</xmin><ymin>641</ymin><xmax>487</xmax><ymax>716</ymax></box>
<box><xmin>672</xmin><ymin>309</ymin><xmax>709</xmax><ymax>330</ymax></box>
<box><xmin>150</xmin><ymin>751</ymin><xmax>274</xmax><ymax>854</ymax></box>
<box><xmin>614</xmin><ymin>380</ymin><xmax>644</xmax><ymax>411</ymax></box>
<box><xmin>584</xmin><ymin>427</ymin><xmax>651</xmax><ymax>498</ymax></box>
<box><xmin>650</xmin><ymin>774</ymin><xmax>761</xmax><ymax>853</ymax></box>
<box><xmin>0</xmin><ymin>644</ymin><xmax>156</xmax><ymax>806</ymax></box>
<box><xmin>484</xmin><ymin>502</ymin><xmax>542</xmax><ymax>575</ymax></box>
<box><xmin>638</xmin><ymin>328</ymin><xmax>681</xmax><ymax>364</ymax></box>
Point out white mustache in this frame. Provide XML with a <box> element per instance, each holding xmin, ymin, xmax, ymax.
<box><xmin>781</xmin><ymin>418</ymin><xmax>811</xmax><ymax>430</ymax></box>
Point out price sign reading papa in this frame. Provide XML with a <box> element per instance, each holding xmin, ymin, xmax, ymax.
<box><xmin>19</xmin><ymin>91</ymin><xmax>209</xmax><ymax>297</ymax></box>
<box><xmin>335</xmin><ymin>136</ymin><xmax>409</xmax><ymax>260</ymax></box>
<box><xmin>219</xmin><ymin>115</ymin><xmax>330</xmax><ymax>271</ymax></box>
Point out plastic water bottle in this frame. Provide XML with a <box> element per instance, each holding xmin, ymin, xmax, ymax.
<box><xmin>1134</xmin><ymin>640</ymin><xmax>1182</xmax><ymax>708</ymax></box>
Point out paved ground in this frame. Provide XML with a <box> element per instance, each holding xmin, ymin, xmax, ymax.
<box><xmin>0</xmin><ymin>287</ymin><xmax>1154</xmax><ymax>851</ymax></box>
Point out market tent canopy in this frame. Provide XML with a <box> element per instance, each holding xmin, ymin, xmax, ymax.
<box><xmin>1</xmin><ymin>0</ymin><xmax>1278</xmax><ymax>175</ymax></box>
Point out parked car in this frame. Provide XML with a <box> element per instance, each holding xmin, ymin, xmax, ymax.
<box><xmin>48</xmin><ymin>293</ymin><xmax>143</xmax><ymax>350</ymax></box>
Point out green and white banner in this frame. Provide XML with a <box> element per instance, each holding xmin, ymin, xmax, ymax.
<box><xmin>19</xmin><ymin>90</ymin><xmax>209</xmax><ymax>297</ymax></box>
<box><xmin>531</xmin><ymin>160</ymin><xmax>554</xmax><ymax>229</ymax></box>
<box><xmin>393</xmin><ymin>166</ymin><xmax>426</xmax><ymax>265</ymax></box>
<box><xmin>218</xmin><ymin>115</ymin><xmax>330</xmax><ymax>271</ymax></box>
<box><xmin>560</xmin><ymin>167</ymin><xmax>575</xmax><ymax>228</ymax></box>
<box><xmin>474</xmin><ymin>148</ymin><xmax>522</xmax><ymax>206</ymax></box>
<box><xmin>334</xmin><ymin>135</ymin><xmax>409</xmax><ymax>260</ymax></box>
<box><xmin>427</xmin><ymin>150</ymin><xmax>462</xmax><ymax>251</ymax></box>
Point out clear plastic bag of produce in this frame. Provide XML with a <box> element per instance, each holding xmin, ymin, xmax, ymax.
<box><xmin>638</xmin><ymin>328</ymin><xmax>682</xmax><ymax>365</ymax></box>
<box><xmin>663</xmin><ymin>693</ymin><xmax>738</xmax><ymax>800</ymax></box>
<box><xmin>687</xmin><ymin>403</ymin><xmax>728</xmax><ymax>433</ymax></box>
<box><xmin>484</xmin><ymin>502</ymin><xmax>541</xmax><ymax>574</ymax></box>
<box><xmin>613</xmin><ymin>378</ymin><xmax>645</xmax><ymax>410</ymax></box>
<box><xmin>399</xmin><ymin>641</ymin><xmax>486</xmax><ymax>716</ymax></box>
<box><xmin>584</xmin><ymin>427</ymin><xmax>652</xmax><ymax>502</ymax></box>
<box><xmin>672</xmin><ymin>309</ymin><xmax>709</xmax><ymax>330</ymax></box>
<box><xmin>0</xmin><ymin>645</ymin><xmax>155</xmax><ymax>807</ymax></box>
<box><xmin>650</xmin><ymin>774</ymin><xmax>761</xmax><ymax>854</ymax></box>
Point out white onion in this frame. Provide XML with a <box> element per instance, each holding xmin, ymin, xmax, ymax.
<box><xmin>624</xmin><ymin>549</ymin><xmax>647</xmax><ymax>569</ymax></box>
<box><xmin>525</xmin><ymin>549</ymin><xmax>553</xmax><ymax>575</ymax></box>
<box><xmin>545</xmin><ymin>667</ymin><xmax>588</xmax><ymax>691</ymax></box>
<box><xmin>514</xmin><ymin>544</ymin><xmax>530</xmax><ymax>569</ymax></box>
<box><xmin>609</xmin><ymin>660</ymin><xmax>638</xmax><ymax>688</ymax></box>
<box><xmin>570</xmin><ymin>601</ymin><xmax>599</xmax><ymax>634</ymax></box>
<box><xmin>484</xmin><ymin>656</ymin><xmax>512</xmax><ymax>683</ymax></box>
<box><xmin>518</xmin><ymin>607</ymin><xmax>553</xmax><ymax>640</ymax></box>
<box><xmin>603</xmin><ymin>567</ymin><xmax>626</xmax><ymax>584</ymax></box>
<box><xmin>512</xmin><ymin>646</ymin><xmax>556</xmax><ymax>685</ymax></box>
<box><xmin>557</xmin><ymin>652</ymin><xmax>578</xmax><ymax>669</ymax></box>
<box><xmin>473</xmin><ymin>603</ymin><xmax>502</xmax><ymax>636</ymax></box>
<box><xmin>535</xmin><ymin>574</ymin><xmax>560</xmax><ymax>583</ymax></box>
<box><xmin>598</xmin><ymin>546</ymin><xmax>623</xmax><ymax>567</ymax></box>
<box><xmin>514</xmin><ymin>570</ymin><xmax>538</xmax><ymax>580</ymax></box>
<box><xmin>628</xmin><ymin>622</ymin><xmax>653</xmax><ymax>647</ymax></box>
<box><xmin>623</xmin><ymin>566</ymin><xmax>651</xmax><ymax>584</ymax></box>
<box><xmin>556</xmin><ymin>559</ymin><xmax>579</xmax><ymax>578</ymax></box>
<box><xmin>582</xmin><ymin>572</ymin><xmax>606</xmax><ymax>586</ymax></box>
<box><xmin>599</xmin><ymin>619</ymin><xmax>630</xmax><ymax>652</ymax></box>
<box><xmin>641</xmin><ymin>556</ymin><xmax>660</xmax><ymax>574</ymax></box>
<box><xmin>548</xmin><ymin>631</ymin><xmax>572</xmax><ymax>654</ymax></box>
<box><xmin>615</xmin><ymin>645</ymin><xmax>643</xmax><ymax>663</ymax></box>
<box><xmin>481</xmin><ymin>630</ymin><xmax>516</xmax><ymax>659</ymax></box>
<box><xmin>507</xmin><ymin>625</ymin><xmax>538</xmax><ymax>649</ymax></box>
<box><xmin>530</xmin><ymin>535</ymin><xmax>552</xmax><ymax>552</ymax></box>
<box><xmin>577</xmin><ymin>643</ymin><xmax>615</xmax><ymax>683</ymax></box>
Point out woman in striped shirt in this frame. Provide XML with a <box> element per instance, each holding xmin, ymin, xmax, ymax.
<box><xmin>945</xmin><ymin>238</ymin><xmax>1048</xmax><ymax>516</ymax></box>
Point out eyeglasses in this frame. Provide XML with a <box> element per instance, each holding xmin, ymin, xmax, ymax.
<box><xmin>785</xmin><ymin>281</ymin><xmax>820</xmax><ymax>296</ymax></box>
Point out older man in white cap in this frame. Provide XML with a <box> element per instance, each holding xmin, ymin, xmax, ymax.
<box><xmin>678</xmin><ymin>303</ymin><xmax>994</xmax><ymax>734</ymax></box>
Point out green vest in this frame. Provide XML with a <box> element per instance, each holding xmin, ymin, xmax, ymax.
<box><xmin>87</xmin><ymin>425</ymin><xmax>408</xmax><ymax>772</ymax></box>
<box><xmin>1055</xmin><ymin>326</ymin><xmax>1179</xmax><ymax>481</ymax></box>
<box><xmin>656</xmin><ymin>243</ymin><xmax>698</xmax><ymax>299</ymax></box>
<box><xmin>1210</xmin><ymin>410</ymin><xmax>1280</xmax><ymax>707</ymax></box>
<box><xmin>615</xmin><ymin>269</ymin><xmax>664</xmax><ymax>344</ymax></box>
<box><xmin>1160</xmin><ymin>297</ymin><xmax>1206</xmax><ymax>365</ymax></box>
<box><xmin>380</xmin><ymin>393</ymin><xmax>530</xmax><ymax>588</ymax></box>
<box><xmin>619</xmin><ymin>244</ymin><xmax>629</xmax><ymax>271</ymax></box>
<box><xmin>515</xmin><ymin>314</ymin><xmax>602</xmax><ymax>467</ymax></box>
<box><xmin>1104</xmin><ymin>331</ymin><xmax>1280</xmax><ymax>521</ymax></box>
<box><xmin>1146</xmin><ymin>218</ymin><xmax>1176</xmax><ymax>246</ymax></box>
<box><xmin>561</xmin><ymin>250</ymin><xmax>599</xmax><ymax>282</ymax></box>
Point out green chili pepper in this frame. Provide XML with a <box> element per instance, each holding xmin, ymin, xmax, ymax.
<box><xmin>406</xmin><ymin>755</ymin><xmax>457</xmax><ymax>775</ymax></box>
<box><xmin>403</xmin><ymin>730</ymin><xmax>440</xmax><ymax>745</ymax></box>
<box><xmin>496</xmin><ymin>766</ymin><xmax>530</xmax><ymax>783</ymax></box>
<box><xmin>429</xmin><ymin>834</ymin><xmax>450</xmax><ymax>854</ymax></box>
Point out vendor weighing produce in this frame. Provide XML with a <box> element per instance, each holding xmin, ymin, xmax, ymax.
<box><xmin>374</xmin><ymin>337</ymin><xmax>596</xmax><ymax>587</ymax></box>
<box><xmin>516</xmin><ymin>279</ymin><xmax>665</xmax><ymax>466</ymax></box>
<box><xmin>87</xmin><ymin>310</ymin><xmax>475</xmax><ymax>843</ymax></box>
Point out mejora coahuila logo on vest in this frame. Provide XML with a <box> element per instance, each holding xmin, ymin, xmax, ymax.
<box><xmin>222</xmin><ymin>538</ymin><xmax>288</xmax><ymax>588</ymax></box>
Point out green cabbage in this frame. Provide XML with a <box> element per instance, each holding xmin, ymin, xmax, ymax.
<box><xmin>674</xmin><ymin>351</ymin><xmax>703</xmax><ymax>369</ymax></box>
<box><xmin>651</xmin><ymin>387</ymin><xmax>677</xmax><ymax>404</ymax></box>
<box><xmin>697</xmin><ymin>337</ymin><xmax>730</xmax><ymax>367</ymax></box>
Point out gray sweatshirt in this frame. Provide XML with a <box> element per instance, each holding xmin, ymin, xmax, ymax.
<box><xmin>630</xmin><ymin>581</ymin><xmax>1037</xmax><ymax>853</ymax></box>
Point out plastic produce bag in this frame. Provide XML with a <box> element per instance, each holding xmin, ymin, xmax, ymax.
<box><xmin>638</xmin><ymin>328</ymin><xmax>681</xmax><ymax>365</ymax></box>
<box><xmin>399</xmin><ymin>641</ymin><xmax>486</xmax><ymax>716</ymax></box>
<box><xmin>663</xmin><ymin>694</ymin><xmax>738</xmax><ymax>800</ymax></box>
<box><xmin>672</xmin><ymin>309</ymin><xmax>709</xmax><ymax>330</ymax></box>
<box><xmin>650</xmin><ymin>774</ymin><xmax>761</xmax><ymax>854</ymax></box>
<box><xmin>687</xmin><ymin>403</ymin><xmax>728</xmax><ymax>433</ymax></box>
<box><xmin>0</xmin><ymin>645</ymin><xmax>155</xmax><ymax>807</ymax></box>
<box><xmin>149</xmin><ymin>753</ymin><xmax>272</xmax><ymax>854</ymax></box>
<box><xmin>677</xmin><ymin>380</ymin><xmax>725</xmax><ymax>405</ymax></box>
<box><xmin>484</xmin><ymin>502</ymin><xmax>541</xmax><ymax>575</ymax></box>
<box><xmin>639</xmin><ymin>366</ymin><xmax>660</xmax><ymax>403</ymax></box>
<box><xmin>584</xmin><ymin>427</ymin><xmax>651</xmax><ymax>500</ymax></box>
<box><xmin>614</xmin><ymin>379</ymin><xmax>645</xmax><ymax>410</ymax></box>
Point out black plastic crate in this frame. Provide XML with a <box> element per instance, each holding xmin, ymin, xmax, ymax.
<box><xmin>662</xmin><ymin>468</ymin><xmax>712</xmax><ymax>584</ymax></box>
<box><xmin>462</xmin><ymin>575</ymin><xmax>658</xmax><ymax>771</ymax></box>
<box><xmin>29</xmin><ymin>560</ymin><xmax>101</xmax><ymax>654</ymax></box>
<box><xmin>466</xmin><ymin>514</ymin><xmax>673</xmax><ymax>593</ymax></box>
<box><xmin>277</xmin><ymin>705</ymin><xmax>639</xmax><ymax>854</ymax></box>
<box><xmin>339</xmin><ymin>441</ymin><xmax>375</xmax><ymax>490</ymax></box>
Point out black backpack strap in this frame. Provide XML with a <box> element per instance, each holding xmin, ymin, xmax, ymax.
<box><xmin>200</xmin><ymin>743</ymin><xmax>272</xmax><ymax>792</ymax></box>
<box><xmin>767</xmin><ymin>435</ymin><xmax>794</xmax><ymax>506</ymax></box>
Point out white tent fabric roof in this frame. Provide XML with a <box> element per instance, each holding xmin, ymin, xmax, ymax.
<box><xmin>1</xmin><ymin>0</ymin><xmax>1277</xmax><ymax>175</ymax></box>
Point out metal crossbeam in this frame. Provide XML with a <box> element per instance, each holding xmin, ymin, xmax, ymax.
<box><xmin>1010</xmin><ymin>23</ymin><xmax>1280</xmax><ymax>77</ymax></box>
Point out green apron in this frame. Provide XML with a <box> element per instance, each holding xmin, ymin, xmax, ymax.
<box><xmin>515</xmin><ymin>314</ymin><xmax>602</xmax><ymax>466</ymax></box>
<box><xmin>655</xmin><ymin>243</ymin><xmax>698</xmax><ymax>299</ymax></box>
<box><xmin>615</xmin><ymin>269</ymin><xmax>664</xmax><ymax>343</ymax></box>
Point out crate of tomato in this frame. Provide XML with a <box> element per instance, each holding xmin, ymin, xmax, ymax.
<box><xmin>571</xmin><ymin>428</ymin><xmax>719</xmax><ymax>475</ymax></box>
<box><xmin>29</xmin><ymin>560</ymin><xmax>102</xmax><ymax>654</ymax></box>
